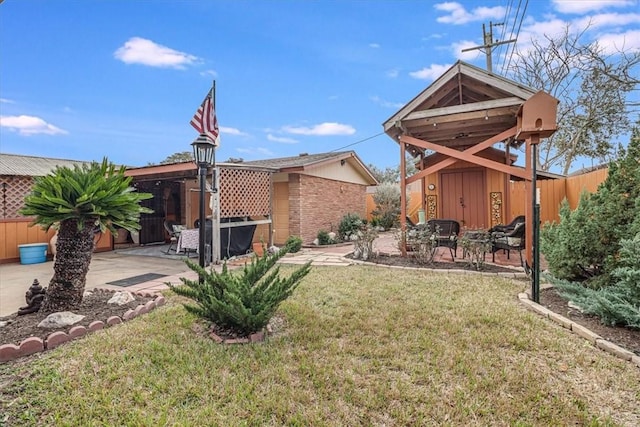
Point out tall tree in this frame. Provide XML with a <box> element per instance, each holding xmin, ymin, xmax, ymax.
<box><xmin>20</xmin><ymin>159</ymin><xmax>152</xmax><ymax>312</ymax></box>
<box><xmin>507</xmin><ymin>25</ymin><xmax>639</xmax><ymax>174</ymax></box>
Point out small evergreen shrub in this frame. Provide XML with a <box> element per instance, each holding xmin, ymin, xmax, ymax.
<box><xmin>169</xmin><ymin>247</ymin><xmax>312</xmax><ymax>337</ymax></box>
<box><xmin>338</xmin><ymin>213</ymin><xmax>363</xmax><ymax>241</ymax></box>
<box><xmin>284</xmin><ymin>235</ymin><xmax>303</xmax><ymax>253</ymax></box>
<box><xmin>394</xmin><ymin>224</ymin><xmax>438</xmax><ymax>265</ymax></box>
<box><xmin>459</xmin><ymin>229</ymin><xmax>491</xmax><ymax>271</ymax></box>
<box><xmin>317</xmin><ymin>229</ymin><xmax>334</xmax><ymax>245</ymax></box>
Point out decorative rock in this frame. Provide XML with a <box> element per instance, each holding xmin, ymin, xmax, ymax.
<box><xmin>313</xmin><ymin>238</ymin><xmax>319</xmax><ymax>246</ymax></box>
<box><xmin>37</xmin><ymin>312</ymin><xmax>85</xmax><ymax>329</ymax></box>
<box><xmin>19</xmin><ymin>337</ymin><xmax>44</xmax><ymax>356</ymax></box>
<box><xmin>108</xmin><ymin>291</ymin><xmax>135</xmax><ymax>306</ymax></box>
<box><xmin>106</xmin><ymin>316</ymin><xmax>122</xmax><ymax>326</ymax></box>
<box><xmin>68</xmin><ymin>325</ymin><xmax>88</xmax><ymax>339</ymax></box>
<box><xmin>0</xmin><ymin>320</ymin><xmax>11</xmax><ymax>328</ymax></box>
<box><xmin>45</xmin><ymin>331</ymin><xmax>71</xmax><ymax>349</ymax></box>
<box><xmin>568</xmin><ymin>301</ymin><xmax>584</xmax><ymax>313</ymax></box>
<box><xmin>328</xmin><ymin>232</ymin><xmax>336</xmax><ymax>241</ymax></box>
<box><xmin>88</xmin><ymin>321</ymin><xmax>105</xmax><ymax>331</ymax></box>
<box><xmin>83</xmin><ymin>290</ymin><xmax>93</xmax><ymax>298</ymax></box>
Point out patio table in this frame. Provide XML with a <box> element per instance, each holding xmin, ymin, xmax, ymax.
<box><xmin>176</xmin><ymin>228</ymin><xmax>199</xmax><ymax>254</ymax></box>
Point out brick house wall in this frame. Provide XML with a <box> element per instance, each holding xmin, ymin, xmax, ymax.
<box><xmin>290</xmin><ymin>174</ymin><xmax>367</xmax><ymax>243</ymax></box>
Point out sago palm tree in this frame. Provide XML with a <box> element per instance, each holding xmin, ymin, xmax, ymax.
<box><xmin>20</xmin><ymin>158</ymin><xmax>152</xmax><ymax>312</ymax></box>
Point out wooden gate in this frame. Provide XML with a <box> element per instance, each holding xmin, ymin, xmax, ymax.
<box><xmin>440</xmin><ymin>169</ymin><xmax>486</xmax><ymax>229</ymax></box>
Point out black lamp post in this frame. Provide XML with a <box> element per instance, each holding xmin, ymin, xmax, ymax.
<box><xmin>191</xmin><ymin>133</ymin><xmax>215</xmax><ymax>268</ymax></box>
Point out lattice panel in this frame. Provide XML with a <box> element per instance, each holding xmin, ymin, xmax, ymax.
<box><xmin>1</xmin><ymin>176</ymin><xmax>34</xmax><ymax>219</ymax></box>
<box><xmin>490</xmin><ymin>192</ymin><xmax>503</xmax><ymax>227</ymax></box>
<box><xmin>427</xmin><ymin>195</ymin><xmax>437</xmax><ymax>220</ymax></box>
<box><xmin>219</xmin><ymin>168</ymin><xmax>271</xmax><ymax>218</ymax></box>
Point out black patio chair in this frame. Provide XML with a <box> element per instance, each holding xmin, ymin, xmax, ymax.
<box><xmin>488</xmin><ymin>215</ymin><xmax>525</xmax><ymax>234</ymax></box>
<box><xmin>425</xmin><ymin>219</ymin><xmax>460</xmax><ymax>261</ymax></box>
<box><xmin>491</xmin><ymin>221</ymin><xmax>526</xmax><ymax>264</ymax></box>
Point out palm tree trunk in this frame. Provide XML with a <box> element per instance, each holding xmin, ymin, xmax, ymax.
<box><xmin>40</xmin><ymin>220</ymin><xmax>95</xmax><ymax>313</ymax></box>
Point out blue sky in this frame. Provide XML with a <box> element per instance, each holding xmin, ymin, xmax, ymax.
<box><xmin>1</xmin><ymin>0</ymin><xmax>638</xmax><ymax>171</ymax></box>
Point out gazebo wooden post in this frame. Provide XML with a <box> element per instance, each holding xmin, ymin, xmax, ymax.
<box><xmin>400</xmin><ymin>140</ymin><xmax>407</xmax><ymax>256</ymax></box>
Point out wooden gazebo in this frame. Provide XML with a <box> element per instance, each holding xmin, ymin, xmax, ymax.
<box><xmin>383</xmin><ymin>61</ymin><xmax>557</xmax><ymax>267</ymax></box>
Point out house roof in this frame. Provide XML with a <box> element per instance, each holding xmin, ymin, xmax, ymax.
<box><xmin>0</xmin><ymin>153</ymin><xmax>91</xmax><ymax>177</ymax></box>
<box><xmin>383</xmin><ymin>60</ymin><xmax>538</xmax><ymax>154</ymax></box>
<box><xmin>242</xmin><ymin>150</ymin><xmax>378</xmax><ymax>185</ymax></box>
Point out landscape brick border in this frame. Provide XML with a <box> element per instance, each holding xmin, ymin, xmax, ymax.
<box><xmin>518</xmin><ymin>292</ymin><xmax>640</xmax><ymax>369</ymax></box>
<box><xmin>0</xmin><ymin>289</ymin><xmax>166</xmax><ymax>363</ymax></box>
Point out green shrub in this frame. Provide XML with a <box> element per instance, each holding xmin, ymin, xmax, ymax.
<box><xmin>169</xmin><ymin>247</ymin><xmax>312</xmax><ymax>337</ymax></box>
<box><xmin>352</xmin><ymin>224</ymin><xmax>378</xmax><ymax>260</ymax></box>
<box><xmin>542</xmin><ymin>123</ymin><xmax>640</xmax><ymax>288</ymax></box>
<box><xmin>317</xmin><ymin>229</ymin><xmax>333</xmax><ymax>245</ymax></box>
<box><xmin>285</xmin><ymin>235</ymin><xmax>303</xmax><ymax>253</ymax></box>
<box><xmin>338</xmin><ymin>213</ymin><xmax>363</xmax><ymax>241</ymax></box>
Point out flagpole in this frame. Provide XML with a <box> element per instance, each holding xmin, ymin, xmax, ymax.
<box><xmin>211</xmin><ymin>80</ymin><xmax>220</xmax><ymax>265</ymax></box>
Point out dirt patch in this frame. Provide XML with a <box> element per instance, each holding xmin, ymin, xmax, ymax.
<box><xmin>0</xmin><ymin>290</ymin><xmax>155</xmax><ymax>347</ymax></box>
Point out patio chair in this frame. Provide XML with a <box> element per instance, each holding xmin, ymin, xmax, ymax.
<box><xmin>163</xmin><ymin>220</ymin><xmax>180</xmax><ymax>254</ymax></box>
<box><xmin>491</xmin><ymin>221</ymin><xmax>526</xmax><ymax>264</ymax></box>
<box><xmin>425</xmin><ymin>219</ymin><xmax>460</xmax><ymax>261</ymax></box>
<box><xmin>488</xmin><ymin>215</ymin><xmax>525</xmax><ymax>234</ymax></box>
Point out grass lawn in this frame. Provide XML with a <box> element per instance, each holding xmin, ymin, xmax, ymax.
<box><xmin>2</xmin><ymin>265</ymin><xmax>639</xmax><ymax>426</ymax></box>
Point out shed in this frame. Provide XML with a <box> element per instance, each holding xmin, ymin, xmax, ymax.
<box><xmin>243</xmin><ymin>151</ymin><xmax>377</xmax><ymax>244</ymax></box>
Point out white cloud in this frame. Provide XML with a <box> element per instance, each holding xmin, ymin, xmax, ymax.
<box><xmin>597</xmin><ymin>29</ymin><xmax>640</xmax><ymax>53</ymax></box>
<box><xmin>282</xmin><ymin>122</ymin><xmax>356</xmax><ymax>136</ymax></box>
<box><xmin>435</xmin><ymin>2</ymin><xmax>505</xmax><ymax>25</ymax></box>
<box><xmin>369</xmin><ymin>43</ymin><xmax>380</xmax><ymax>48</ymax></box>
<box><xmin>267</xmin><ymin>134</ymin><xmax>298</xmax><ymax>144</ymax></box>
<box><xmin>370</xmin><ymin>96</ymin><xmax>404</xmax><ymax>109</ymax></box>
<box><xmin>328</xmin><ymin>95</ymin><xmax>339</xmax><ymax>101</ymax></box>
<box><xmin>200</xmin><ymin>69</ymin><xmax>218</xmax><ymax>77</ymax></box>
<box><xmin>552</xmin><ymin>0</ymin><xmax>635</xmax><ymax>14</ymax></box>
<box><xmin>114</xmin><ymin>37</ymin><xmax>199</xmax><ymax>69</ymax></box>
<box><xmin>409</xmin><ymin>63</ymin><xmax>452</xmax><ymax>81</ymax></box>
<box><xmin>220</xmin><ymin>126</ymin><xmax>248</xmax><ymax>136</ymax></box>
<box><xmin>451</xmin><ymin>40</ymin><xmax>482</xmax><ymax>60</ymax></box>
<box><xmin>572</xmin><ymin>12</ymin><xmax>640</xmax><ymax>32</ymax></box>
<box><xmin>0</xmin><ymin>115</ymin><xmax>68</xmax><ymax>136</ymax></box>
<box><xmin>0</xmin><ymin>98</ymin><xmax>15</xmax><ymax>104</ymax></box>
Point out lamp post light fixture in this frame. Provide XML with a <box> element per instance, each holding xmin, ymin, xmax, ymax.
<box><xmin>191</xmin><ymin>133</ymin><xmax>216</xmax><ymax>269</ymax></box>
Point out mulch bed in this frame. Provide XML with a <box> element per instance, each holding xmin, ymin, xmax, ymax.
<box><xmin>539</xmin><ymin>287</ymin><xmax>640</xmax><ymax>356</ymax></box>
<box><xmin>0</xmin><ymin>290</ymin><xmax>155</xmax><ymax>347</ymax></box>
<box><xmin>352</xmin><ymin>253</ymin><xmax>520</xmax><ymax>274</ymax></box>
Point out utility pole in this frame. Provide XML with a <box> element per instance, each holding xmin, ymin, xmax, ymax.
<box><xmin>462</xmin><ymin>22</ymin><xmax>516</xmax><ymax>73</ymax></box>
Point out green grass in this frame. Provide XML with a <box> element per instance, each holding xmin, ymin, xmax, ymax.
<box><xmin>1</xmin><ymin>266</ymin><xmax>639</xmax><ymax>426</ymax></box>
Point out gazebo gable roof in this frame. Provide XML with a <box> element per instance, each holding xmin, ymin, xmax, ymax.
<box><xmin>383</xmin><ymin>61</ymin><xmax>537</xmax><ymax>153</ymax></box>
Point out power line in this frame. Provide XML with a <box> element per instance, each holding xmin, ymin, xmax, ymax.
<box><xmin>494</xmin><ymin>0</ymin><xmax>515</xmax><ymax>67</ymax></box>
<box><xmin>502</xmin><ymin>0</ymin><xmax>529</xmax><ymax>75</ymax></box>
<box><xmin>328</xmin><ymin>131</ymin><xmax>386</xmax><ymax>152</ymax></box>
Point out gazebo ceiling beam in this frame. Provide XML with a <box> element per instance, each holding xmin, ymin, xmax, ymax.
<box><xmin>404</xmin><ymin>97</ymin><xmax>523</xmax><ymax>121</ymax></box>
<box><xmin>402</xmin><ymin>126</ymin><xmax>521</xmax><ymax>184</ymax></box>
<box><xmin>401</xmin><ymin>133</ymin><xmax>530</xmax><ymax>181</ymax></box>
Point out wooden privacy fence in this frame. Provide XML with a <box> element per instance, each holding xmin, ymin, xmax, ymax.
<box><xmin>366</xmin><ymin>167</ymin><xmax>608</xmax><ymax>226</ymax></box>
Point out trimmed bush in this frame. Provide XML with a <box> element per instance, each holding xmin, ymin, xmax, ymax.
<box><xmin>169</xmin><ymin>247</ymin><xmax>312</xmax><ymax>337</ymax></box>
<box><xmin>285</xmin><ymin>235</ymin><xmax>303</xmax><ymax>253</ymax></box>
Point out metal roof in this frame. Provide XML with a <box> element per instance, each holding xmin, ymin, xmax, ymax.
<box><xmin>0</xmin><ymin>153</ymin><xmax>91</xmax><ymax>177</ymax></box>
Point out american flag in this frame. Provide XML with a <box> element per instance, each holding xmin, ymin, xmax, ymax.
<box><xmin>190</xmin><ymin>91</ymin><xmax>219</xmax><ymax>145</ymax></box>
